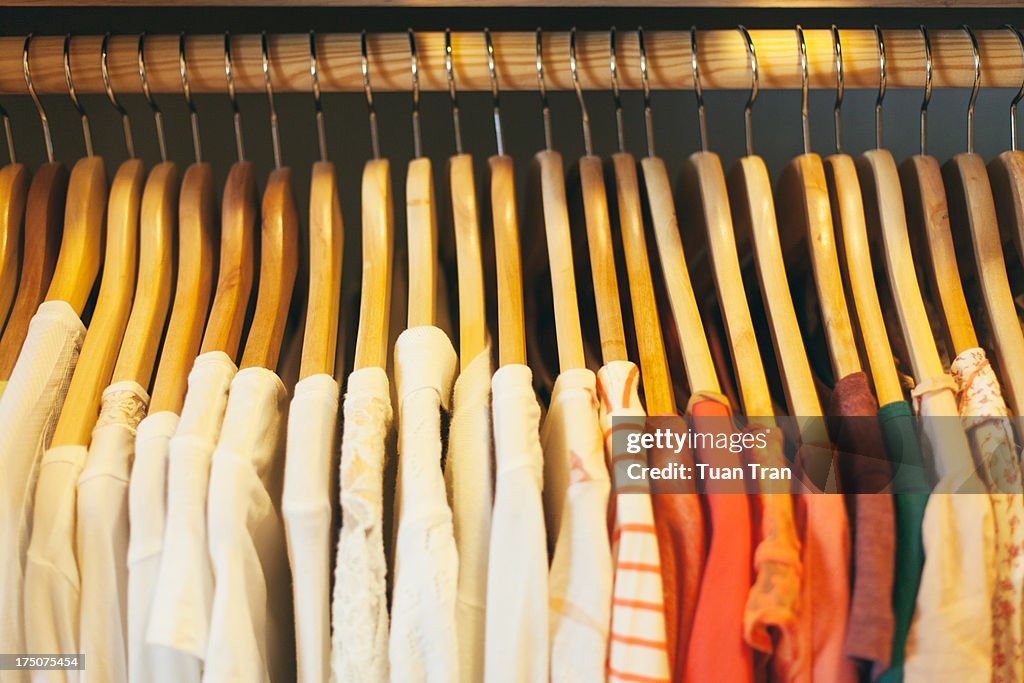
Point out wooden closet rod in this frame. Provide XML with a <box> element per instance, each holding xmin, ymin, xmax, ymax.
<box><xmin>2</xmin><ymin>28</ymin><xmax>1023</xmax><ymax>95</ymax></box>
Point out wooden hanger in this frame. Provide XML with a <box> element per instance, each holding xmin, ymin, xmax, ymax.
<box><xmin>445</xmin><ymin>31</ymin><xmax>487</xmax><ymax>368</ymax></box>
<box><xmin>300</xmin><ymin>32</ymin><xmax>344</xmax><ymax>380</ymax></box>
<box><xmin>199</xmin><ymin>33</ymin><xmax>257</xmax><ymax>361</ymax></box>
<box><xmin>679</xmin><ymin>29</ymin><xmax>773</xmax><ymax>418</ymax></box>
<box><xmin>150</xmin><ymin>34</ymin><xmax>219</xmax><ymax>414</ymax></box>
<box><xmin>636</xmin><ymin>30</ymin><xmax>718</xmax><ymax>396</ymax></box>
<box><xmin>529</xmin><ymin>30</ymin><xmax>585</xmax><ymax>373</ymax></box>
<box><xmin>352</xmin><ymin>33</ymin><xmax>394</xmax><ymax>372</ymax></box>
<box><xmin>484</xmin><ymin>30</ymin><xmax>525</xmax><ymax>367</ymax></box>
<box><xmin>941</xmin><ymin>26</ymin><xmax>1024</xmax><ymax>414</ymax></box>
<box><xmin>239</xmin><ymin>33</ymin><xmax>299</xmax><ymax>373</ymax></box>
<box><xmin>0</xmin><ymin>154</ymin><xmax>29</xmax><ymax>334</ymax></box>
<box><xmin>106</xmin><ymin>36</ymin><xmax>176</xmax><ymax>393</ymax></box>
<box><xmin>988</xmin><ymin>27</ymin><xmax>1024</xmax><ymax>269</ymax></box>
<box><xmin>823</xmin><ymin>26</ymin><xmax>903</xmax><ymax>406</ymax></box>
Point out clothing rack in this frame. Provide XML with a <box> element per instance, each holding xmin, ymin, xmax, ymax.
<box><xmin>2</xmin><ymin>28</ymin><xmax>1024</xmax><ymax>96</ymax></box>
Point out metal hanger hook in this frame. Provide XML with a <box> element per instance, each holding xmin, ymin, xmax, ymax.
<box><xmin>224</xmin><ymin>32</ymin><xmax>245</xmax><ymax>162</ymax></box>
<box><xmin>536</xmin><ymin>27</ymin><xmax>552</xmax><ymax>151</ymax></box>
<box><xmin>639</xmin><ymin>26</ymin><xmax>655</xmax><ymax>158</ymax></box>
<box><xmin>610</xmin><ymin>26</ymin><xmax>625</xmax><ymax>154</ymax></box>
<box><xmin>445</xmin><ymin>29</ymin><xmax>463</xmax><ymax>155</ymax></box>
<box><xmin>102</xmin><ymin>34</ymin><xmax>135</xmax><ymax>159</ymax></box>
<box><xmin>484</xmin><ymin>28</ymin><xmax>505</xmax><ymax>157</ymax></box>
<box><xmin>180</xmin><ymin>33</ymin><xmax>202</xmax><ymax>163</ymax></box>
<box><xmin>919</xmin><ymin>25</ymin><xmax>933</xmax><ymax>156</ymax></box>
<box><xmin>409</xmin><ymin>29</ymin><xmax>422</xmax><ymax>158</ymax></box>
<box><xmin>796</xmin><ymin>25</ymin><xmax>810</xmax><ymax>155</ymax></box>
<box><xmin>831</xmin><ymin>25</ymin><xmax>844</xmax><ymax>154</ymax></box>
<box><xmin>22</xmin><ymin>34</ymin><xmax>50</xmax><ymax>163</ymax></box>
<box><xmin>138</xmin><ymin>32</ymin><xmax>167</xmax><ymax>162</ymax></box>
<box><xmin>569</xmin><ymin>27</ymin><xmax>592</xmax><ymax>156</ymax></box>
<box><xmin>1008</xmin><ymin>24</ymin><xmax>1024</xmax><ymax>151</ymax></box>
<box><xmin>65</xmin><ymin>34</ymin><xmax>94</xmax><ymax>157</ymax></box>
<box><xmin>964</xmin><ymin>25</ymin><xmax>981</xmax><ymax>155</ymax></box>
<box><xmin>874</xmin><ymin>25</ymin><xmax>886</xmax><ymax>149</ymax></box>
<box><xmin>690</xmin><ymin>26</ymin><xmax>708</xmax><ymax>152</ymax></box>
<box><xmin>361</xmin><ymin>30</ymin><xmax>381</xmax><ymax>160</ymax></box>
<box><xmin>309</xmin><ymin>30</ymin><xmax>328</xmax><ymax>162</ymax></box>
<box><xmin>262</xmin><ymin>31</ymin><xmax>282</xmax><ymax>169</ymax></box>
<box><xmin>739</xmin><ymin>25</ymin><xmax>758</xmax><ymax>157</ymax></box>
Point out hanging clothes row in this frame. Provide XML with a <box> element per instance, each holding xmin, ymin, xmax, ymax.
<box><xmin>0</xmin><ymin>21</ymin><xmax>1022</xmax><ymax>683</ymax></box>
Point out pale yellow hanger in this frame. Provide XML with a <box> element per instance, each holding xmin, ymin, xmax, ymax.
<box><xmin>989</xmin><ymin>25</ymin><xmax>1024</xmax><ymax>272</ymax></box>
<box><xmin>0</xmin><ymin>44</ymin><xmax>66</xmax><ymax>380</ymax></box>
<box><xmin>943</xmin><ymin>26</ymin><xmax>1024</xmax><ymax>414</ymax></box>
<box><xmin>679</xmin><ymin>27</ymin><xmax>773</xmax><ymax>418</ymax></box>
<box><xmin>607</xmin><ymin>27</ymin><xmax>676</xmax><ymax>414</ymax></box>
<box><xmin>300</xmin><ymin>31</ymin><xmax>344</xmax><ymax>380</ymax></box>
<box><xmin>857</xmin><ymin>27</ymin><xmax>944</xmax><ymax>384</ymax></box>
<box><xmin>150</xmin><ymin>33</ymin><xmax>218</xmax><ymax>414</ymax></box>
<box><xmin>444</xmin><ymin>30</ymin><xmax>487</xmax><ymax>368</ymax></box>
<box><xmin>239</xmin><ymin>32</ymin><xmax>299</xmax><ymax>373</ymax></box>
<box><xmin>530</xmin><ymin>28</ymin><xmax>585</xmax><ymax>372</ymax></box>
<box><xmin>404</xmin><ymin>30</ymin><xmax>438</xmax><ymax>330</ymax></box>
<box><xmin>352</xmin><ymin>31</ymin><xmax>394</xmax><ymax>372</ymax></box>
<box><xmin>0</xmin><ymin>106</ymin><xmax>28</xmax><ymax>334</ymax></box>
<box><xmin>108</xmin><ymin>34</ymin><xmax>176</xmax><ymax>392</ymax></box>
<box><xmin>825</xmin><ymin>26</ymin><xmax>903</xmax><ymax>406</ymax></box>
<box><xmin>636</xmin><ymin>28</ymin><xmax>719</xmax><ymax>396</ymax></box>
<box><xmin>731</xmin><ymin>26</ymin><xmax>822</xmax><ymax>418</ymax></box>
<box><xmin>484</xmin><ymin>29</ymin><xmax>525</xmax><ymax>367</ymax></box>
<box><xmin>53</xmin><ymin>34</ymin><xmax>140</xmax><ymax>447</ymax></box>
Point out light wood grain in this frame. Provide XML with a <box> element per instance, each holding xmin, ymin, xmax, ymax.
<box><xmin>240</xmin><ymin>167</ymin><xmax>299</xmax><ymax>372</ymax></box>
<box><xmin>613</xmin><ymin>153</ymin><xmax>675</xmax><ymax>415</ymax></box>
<box><xmin>45</xmin><ymin>156</ymin><xmax>106</xmax><ymax>314</ymax></box>
<box><xmin>449</xmin><ymin>153</ymin><xmax>487</xmax><ymax>368</ymax></box>
<box><xmin>731</xmin><ymin>154</ymin><xmax>821</xmax><ymax>417</ymax></box>
<box><xmin>944</xmin><ymin>153</ymin><xmax>1024</xmax><ymax>416</ymax></box>
<box><xmin>406</xmin><ymin>156</ymin><xmax>437</xmax><ymax>329</ymax></box>
<box><xmin>579</xmin><ymin>155</ymin><xmax>627</xmax><ymax>365</ymax></box>
<box><xmin>112</xmin><ymin>161</ymin><xmax>177</xmax><ymax>390</ymax></box>
<box><xmin>679</xmin><ymin>151</ymin><xmax>773</xmax><ymax>418</ymax></box>
<box><xmin>7</xmin><ymin>29</ymin><xmax>1024</xmax><ymax>95</ymax></box>
<box><xmin>200</xmin><ymin>161</ymin><xmax>257</xmax><ymax>359</ymax></box>
<box><xmin>488</xmin><ymin>155</ymin><xmax>525</xmax><ymax>367</ymax></box>
<box><xmin>150</xmin><ymin>162</ymin><xmax>217</xmax><ymax>414</ymax></box>
<box><xmin>782</xmin><ymin>154</ymin><xmax>861</xmax><ymax>381</ymax></box>
<box><xmin>353</xmin><ymin>159</ymin><xmax>394</xmax><ymax>371</ymax></box>
<box><xmin>531</xmin><ymin>150</ymin><xmax>585</xmax><ymax>372</ymax></box>
<box><xmin>901</xmin><ymin>154</ymin><xmax>978</xmax><ymax>354</ymax></box>
<box><xmin>988</xmin><ymin>150</ymin><xmax>1024</xmax><ymax>271</ymax></box>
<box><xmin>52</xmin><ymin>159</ymin><xmax>141</xmax><ymax>447</ymax></box>
<box><xmin>641</xmin><ymin>155</ymin><xmax>718</xmax><ymax>395</ymax></box>
<box><xmin>857</xmin><ymin>149</ymin><xmax>944</xmax><ymax>383</ymax></box>
<box><xmin>0</xmin><ymin>162</ymin><xmax>65</xmax><ymax>381</ymax></box>
<box><xmin>825</xmin><ymin>153</ymin><xmax>903</xmax><ymax>406</ymax></box>
<box><xmin>0</xmin><ymin>164</ymin><xmax>29</xmax><ymax>334</ymax></box>
<box><xmin>300</xmin><ymin>161</ymin><xmax>344</xmax><ymax>379</ymax></box>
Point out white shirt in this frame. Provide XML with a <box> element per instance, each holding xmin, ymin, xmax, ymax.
<box><xmin>204</xmin><ymin>367</ymin><xmax>292</xmax><ymax>683</ymax></box>
<box><xmin>596</xmin><ymin>361</ymin><xmax>670</xmax><ymax>683</ymax></box>
<box><xmin>283</xmin><ymin>373</ymin><xmax>340</xmax><ymax>683</ymax></box>
<box><xmin>390</xmin><ymin>326</ymin><xmax>460</xmax><ymax>683</ymax></box>
<box><xmin>485</xmin><ymin>364</ymin><xmax>548</xmax><ymax>683</ymax></box>
<box><xmin>127</xmin><ymin>411</ymin><xmax>180</xmax><ymax>683</ymax></box>
<box><xmin>331</xmin><ymin>366</ymin><xmax>393</xmax><ymax>683</ymax></box>
<box><xmin>445</xmin><ymin>346</ymin><xmax>493</xmax><ymax>683</ymax></box>
<box><xmin>147</xmin><ymin>352</ymin><xmax>237</xmax><ymax>682</ymax></box>
<box><xmin>541</xmin><ymin>368</ymin><xmax>612</xmax><ymax>683</ymax></box>
<box><xmin>77</xmin><ymin>381</ymin><xmax>148</xmax><ymax>683</ymax></box>
<box><xmin>0</xmin><ymin>300</ymin><xmax>85</xmax><ymax>674</ymax></box>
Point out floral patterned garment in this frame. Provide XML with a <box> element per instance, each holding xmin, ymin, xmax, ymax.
<box><xmin>951</xmin><ymin>347</ymin><xmax>1024</xmax><ymax>683</ymax></box>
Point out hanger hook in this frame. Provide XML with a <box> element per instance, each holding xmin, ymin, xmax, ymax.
<box><xmin>138</xmin><ymin>32</ymin><xmax>167</xmax><ymax>162</ymax></box>
<box><xmin>409</xmin><ymin>29</ymin><xmax>422</xmax><ymax>158</ymax></box>
<box><xmin>102</xmin><ymin>34</ymin><xmax>135</xmax><ymax>159</ymax></box>
<box><xmin>831</xmin><ymin>25</ymin><xmax>844</xmax><ymax>154</ymax></box>
<box><xmin>610</xmin><ymin>27</ymin><xmax>626</xmax><ymax>154</ymax></box>
<box><xmin>484</xmin><ymin>28</ymin><xmax>504</xmax><ymax>157</ymax></box>
<box><xmin>690</xmin><ymin>26</ymin><xmax>708</xmax><ymax>152</ymax></box>
<box><xmin>1008</xmin><ymin>25</ymin><xmax>1024</xmax><ymax>152</ymax></box>
<box><xmin>309</xmin><ymin>30</ymin><xmax>328</xmax><ymax>162</ymax></box>
<box><xmin>639</xmin><ymin>26</ymin><xmax>655</xmax><ymax>158</ymax></box>
<box><xmin>180</xmin><ymin>33</ymin><xmax>202</xmax><ymax>163</ymax></box>
<box><xmin>963</xmin><ymin>25</ymin><xmax>981</xmax><ymax>155</ymax></box>
<box><xmin>796</xmin><ymin>25</ymin><xmax>810</xmax><ymax>155</ymax></box>
<box><xmin>23</xmin><ymin>35</ymin><xmax>49</xmax><ymax>162</ymax></box>
<box><xmin>0</xmin><ymin>96</ymin><xmax>12</xmax><ymax>165</ymax></box>
<box><xmin>874</xmin><ymin>25</ymin><xmax>886</xmax><ymax>149</ymax></box>
<box><xmin>65</xmin><ymin>34</ymin><xmax>94</xmax><ymax>157</ymax></box>
<box><xmin>536</xmin><ymin>28</ymin><xmax>552</xmax><ymax>151</ymax></box>
<box><xmin>739</xmin><ymin>25</ymin><xmax>758</xmax><ymax>157</ymax></box>
<box><xmin>918</xmin><ymin>25</ymin><xmax>933</xmax><ymax>156</ymax></box>
<box><xmin>361</xmin><ymin>30</ymin><xmax>380</xmax><ymax>160</ymax></box>
<box><xmin>569</xmin><ymin>27</ymin><xmax>593</xmax><ymax>156</ymax></box>
<box><xmin>445</xmin><ymin>29</ymin><xmax>463</xmax><ymax>156</ymax></box>
<box><xmin>262</xmin><ymin>32</ymin><xmax>282</xmax><ymax>169</ymax></box>
<box><xmin>224</xmin><ymin>32</ymin><xmax>245</xmax><ymax>162</ymax></box>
